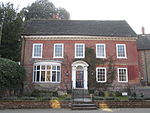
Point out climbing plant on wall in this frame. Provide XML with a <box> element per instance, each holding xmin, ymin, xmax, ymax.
<box><xmin>74</xmin><ymin>47</ymin><xmax>116</xmax><ymax>90</ymax></box>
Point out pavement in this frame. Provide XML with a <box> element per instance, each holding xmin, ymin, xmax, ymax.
<box><xmin>1</xmin><ymin>108</ymin><xmax>150</xmax><ymax>113</ymax></box>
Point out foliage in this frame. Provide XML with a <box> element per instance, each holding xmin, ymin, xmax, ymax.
<box><xmin>0</xmin><ymin>58</ymin><xmax>25</xmax><ymax>89</ymax></box>
<box><xmin>0</xmin><ymin>2</ymin><xmax>23</xmax><ymax>61</ymax></box>
<box><xmin>22</xmin><ymin>0</ymin><xmax>70</xmax><ymax>20</ymax></box>
<box><xmin>30</xmin><ymin>89</ymin><xmax>58</xmax><ymax>97</ymax></box>
<box><xmin>75</xmin><ymin>47</ymin><xmax>116</xmax><ymax>90</ymax></box>
<box><xmin>75</xmin><ymin>47</ymin><xmax>105</xmax><ymax>89</ymax></box>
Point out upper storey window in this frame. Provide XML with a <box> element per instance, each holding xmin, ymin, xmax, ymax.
<box><xmin>96</xmin><ymin>44</ymin><xmax>106</xmax><ymax>58</ymax></box>
<box><xmin>54</xmin><ymin>44</ymin><xmax>64</xmax><ymax>58</ymax></box>
<box><xmin>116</xmin><ymin>44</ymin><xmax>127</xmax><ymax>58</ymax></box>
<box><xmin>75</xmin><ymin>44</ymin><xmax>85</xmax><ymax>58</ymax></box>
<box><xmin>32</xmin><ymin>43</ymin><xmax>43</xmax><ymax>58</ymax></box>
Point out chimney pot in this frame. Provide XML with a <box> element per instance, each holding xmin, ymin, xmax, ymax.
<box><xmin>141</xmin><ymin>26</ymin><xmax>145</xmax><ymax>35</ymax></box>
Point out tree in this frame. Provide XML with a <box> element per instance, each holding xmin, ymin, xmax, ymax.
<box><xmin>57</xmin><ymin>7</ymin><xmax>70</xmax><ymax>20</ymax></box>
<box><xmin>23</xmin><ymin>0</ymin><xmax>70</xmax><ymax>20</ymax></box>
<box><xmin>0</xmin><ymin>2</ymin><xmax>23</xmax><ymax>61</ymax></box>
<box><xmin>0</xmin><ymin>58</ymin><xmax>25</xmax><ymax>96</ymax></box>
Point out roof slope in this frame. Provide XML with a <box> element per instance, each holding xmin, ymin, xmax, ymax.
<box><xmin>137</xmin><ymin>34</ymin><xmax>150</xmax><ymax>50</ymax></box>
<box><xmin>22</xmin><ymin>20</ymin><xmax>137</xmax><ymax>37</ymax></box>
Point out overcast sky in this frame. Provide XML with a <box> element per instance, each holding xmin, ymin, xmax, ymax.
<box><xmin>2</xmin><ymin>0</ymin><xmax>150</xmax><ymax>34</ymax></box>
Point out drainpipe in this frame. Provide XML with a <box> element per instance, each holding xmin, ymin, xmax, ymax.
<box><xmin>21</xmin><ymin>36</ymin><xmax>26</xmax><ymax>66</ymax></box>
<box><xmin>144</xmin><ymin>50</ymin><xmax>149</xmax><ymax>85</ymax></box>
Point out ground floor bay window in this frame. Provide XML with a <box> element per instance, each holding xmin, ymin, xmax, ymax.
<box><xmin>33</xmin><ymin>62</ymin><xmax>61</xmax><ymax>83</ymax></box>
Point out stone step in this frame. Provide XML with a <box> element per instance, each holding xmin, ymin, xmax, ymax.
<box><xmin>72</xmin><ymin>103</ymin><xmax>97</xmax><ymax>110</ymax></box>
<box><xmin>72</xmin><ymin>98</ymin><xmax>92</xmax><ymax>103</ymax></box>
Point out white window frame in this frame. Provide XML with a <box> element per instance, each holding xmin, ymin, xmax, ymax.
<box><xmin>117</xmin><ymin>68</ymin><xmax>128</xmax><ymax>82</ymax></box>
<box><xmin>32</xmin><ymin>43</ymin><xmax>43</xmax><ymax>58</ymax></box>
<box><xmin>96</xmin><ymin>44</ymin><xmax>106</xmax><ymax>58</ymax></box>
<box><xmin>116</xmin><ymin>44</ymin><xmax>127</xmax><ymax>59</ymax></box>
<box><xmin>96</xmin><ymin>67</ymin><xmax>107</xmax><ymax>83</ymax></box>
<box><xmin>75</xmin><ymin>43</ymin><xmax>85</xmax><ymax>58</ymax></box>
<box><xmin>53</xmin><ymin>43</ymin><xmax>64</xmax><ymax>58</ymax></box>
<box><xmin>33</xmin><ymin>62</ymin><xmax>61</xmax><ymax>83</ymax></box>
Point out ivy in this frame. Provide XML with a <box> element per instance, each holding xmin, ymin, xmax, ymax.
<box><xmin>74</xmin><ymin>47</ymin><xmax>116</xmax><ymax>90</ymax></box>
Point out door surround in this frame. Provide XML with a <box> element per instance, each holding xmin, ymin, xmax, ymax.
<box><xmin>72</xmin><ymin>60</ymin><xmax>89</xmax><ymax>89</ymax></box>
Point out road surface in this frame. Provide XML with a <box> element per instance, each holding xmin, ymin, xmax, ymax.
<box><xmin>0</xmin><ymin>108</ymin><xmax>150</xmax><ymax>113</ymax></box>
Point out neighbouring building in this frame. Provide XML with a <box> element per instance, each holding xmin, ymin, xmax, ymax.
<box><xmin>21</xmin><ymin>20</ymin><xmax>139</xmax><ymax>93</ymax></box>
<box><xmin>137</xmin><ymin>34</ymin><xmax>150</xmax><ymax>86</ymax></box>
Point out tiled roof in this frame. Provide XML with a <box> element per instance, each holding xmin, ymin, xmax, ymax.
<box><xmin>22</xmin><ymin>20</ymin><xmax>137</xmax><ymax>37</ymax></box>
<box><xmin>137</xmin><ymin>34</ymin><xmax>150</xmax><ymax>50</ymax></box>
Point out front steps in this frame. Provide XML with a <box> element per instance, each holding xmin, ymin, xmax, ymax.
<box><xmin>71</xmin><ymin>89</ymin><xmax>97</xmax><ymax>110</ymax></box>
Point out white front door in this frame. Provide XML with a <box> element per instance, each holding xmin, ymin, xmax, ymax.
<box><xmin>72</xmin><ymin>61</ymin><xmax>88</xmax><ymax>89</ymax></box>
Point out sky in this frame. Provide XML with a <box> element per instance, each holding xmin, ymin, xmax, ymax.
<box><xmin>2</xmin><ymin>0</ymin><xmax>150</xmax><ymax>34</ymax></box>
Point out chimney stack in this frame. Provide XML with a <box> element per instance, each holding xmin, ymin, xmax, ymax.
<box><xmin>141</xmin><ymin>26</ymin><xmax>145</xmax><ymax>35</ymax></box>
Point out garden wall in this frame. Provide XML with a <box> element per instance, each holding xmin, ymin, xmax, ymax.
<box><xmin>1</xmin><ymin>100</ymin><xmax>150</xmax><ymax>109</ymax></box>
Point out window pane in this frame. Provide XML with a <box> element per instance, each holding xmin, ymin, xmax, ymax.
<box><xmin>34</xmin><ymin>71</ymin><xmax>36</xmax><ymax>81</ymax></box>
<box><xmin>34</xmin><ymin>44</ymin><xmax>42</xmax><ymax>57</ymax></box>
<box><xmin>37</xmin><ymin>65</ymin><xmax>40</xmax><ymax>70</ymax></box>
<box><xmin>34</xmin><ymin>66</ymin><xmax>36</xmax><ymax>70</ymax></box>
<box><xmin>97</xmin><ymin>44</ymin><xmax>105</xmax><ymax>57</ymax></box>
<box><xmin>41</xmin><ymin>71</ymin><xmax>45</xmax><ymax>81</ymax></box>
<box><xmin>57</xmin><ymin>72</ymin><xmax>60</xmax><ymax>82</ymax></box>
<box><xmin>76</xmin><ymin>44</ymin><xmax>84</xmax><ymax>57</ymax></box>
<box><xmin>55</xmin><ymin>44</ymin><xmax>63</xmax><ymax>57</ymax></box>
<box><xmin>47</xmin><ymin>65</ymin><xmax>51</xmax><ymax>70</ymax></box>
<box><xmin>52</xmin><ymin>66</ymin><xmax>56</xmax><ymax>70</ymax></box>
<box><xmin>41</xmin><ymin>65</ymin><xmax>45</xmax><ymax>70</ymax></box>
<box><xmin>57</xmin><ymin>66</ymin><xmax>60</xmax><ymax>70</ymax></box>
<box><xmin>46</xmin><ymin>71</ymin><xmax>51</xmax><ymax>81</ymax></box>
<box><xmin>118</xmin><ymin>68</ymin><xmax>127</xmax><ymax>82</ymax></box>
<box><xmin>97</xmin><ymin>68</ymin><xmax>106</xmax><ymax>82</ymax></box>
<box><xmin>52</xmin><ymin>71</ymin><xmax>56</xmax><ymax>82</ymax></box>
<box><xmin>117</xmin><ymin>45</ymin><xmax>126</xmax><ymax>58</ymax></box>
<box><xmin>36</xmin><ymin>71</ymin><xmax>40</xmax><ymax>81</ymax></box>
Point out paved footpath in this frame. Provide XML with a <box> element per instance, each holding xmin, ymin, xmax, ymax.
<box><xmin>1</xmin><ymin>108</ymin><xmax>150</xmax><ymax>113</ymax></box>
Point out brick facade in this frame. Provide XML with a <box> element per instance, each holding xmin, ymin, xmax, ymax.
<box><xmin>138</xmin><ymin>50</ymin><xmax>150</xmax><ymax>85</ymax></box>
<box><xmin>21</xmin><ymin>37</ymin><xmax>139</xmax><ymax>93</ymax></box>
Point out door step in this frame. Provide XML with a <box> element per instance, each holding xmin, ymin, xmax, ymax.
<box><xmin>71</xmin><ymin>103</ymin><xmax>97</xmax><ymax>110</ymax></box>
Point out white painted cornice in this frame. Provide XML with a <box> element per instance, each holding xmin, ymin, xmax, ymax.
<box><xmin>22</xmin><ymin>35</ymin><xmax>137</xmax><ymax>41</ymax></box>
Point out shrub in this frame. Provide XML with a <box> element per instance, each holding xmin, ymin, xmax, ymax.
<box><xmin>94</xmin><ymin>96</ymin><xmax>104</xmax><ymax>100</ymax></box>
<box><xmin>105</xmin><ymin>97</ymin><xmax>116</xmax><ymax>100</ymax></box>
<box><xmin>98</xmin><ymin>91</ymin><xmax>104</xmax><ymax>97</ymax></box>
<box><xmin>0</xmin><ymin>58</ymin><xmax>25</xmax><ymax>96</ymax></box>
<box><xmin>104</xmin><ymin>91</ymin><xmax>109</xmax><ymax>97</ymax></box>
<box><xmin>131</xmin><ymin>92</ymin><xmax>136</xmax><ymax>97</ymax></box>
<box><xmin>115</xmin><ymin>91</ymin><xmax>122</xmax><ymax>97</ymax></box>
<box><xmin>67</xmin><ymin>90</ymin><xmax>72</xmax><ymax>94</ymax></box>
<box><xmin>89</xmin><ymin>89</ymin><xmax>94</xmax><ymax>94</ymax></box>
<box><xmin>129</xmin><ymin>97</ymin><xmax>143</xmax><ymax>101</ymax></box>
<box><xmin>52</xmin><ymin>91</ymin><xmax>58</xmax><ymax>97</ymax></box>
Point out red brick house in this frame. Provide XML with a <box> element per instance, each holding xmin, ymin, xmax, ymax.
<box><xmin>21</xmin><ymin>20</ymin><xmax>139</xmax><ymax>93</ymax></box>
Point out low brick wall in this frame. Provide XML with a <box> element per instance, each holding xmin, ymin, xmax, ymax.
<box><xmin>95</xmin><ymin>101</ymin><xmax>150</xmax><ymax>108</ymax></box>
<box><xmin>0</xmin><ymin>101</ymin><xmax>50</xmax><ymax>109</ymax></box>
<box><xmin>0</xmin><ymin>100</ymin><xmax>150</xmax><ymax>109</ymax></box>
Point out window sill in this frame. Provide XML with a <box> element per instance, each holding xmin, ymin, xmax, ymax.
<box><xmin>32</xmin><ymin>57</ymin><xmax>42</xmax><ymax>58</ymax></box>
<box><xmin>96</xmin><ymin>81</ymin><xmax>107</xmax><ymax>83</ymax></box>
<box><xmin>118</xmin><ymin>81</ymin><xmax>128</xmax><ymax>83</ymax></box>
<box><xmin>33</xmin><ymin>82</ymin><xmax>61</xmax><ymax>83</ymax></box>
<box><xmin>53</xmin><ymin>57</ymin><xmax>64</xmax><ymax>58</ymax></box>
